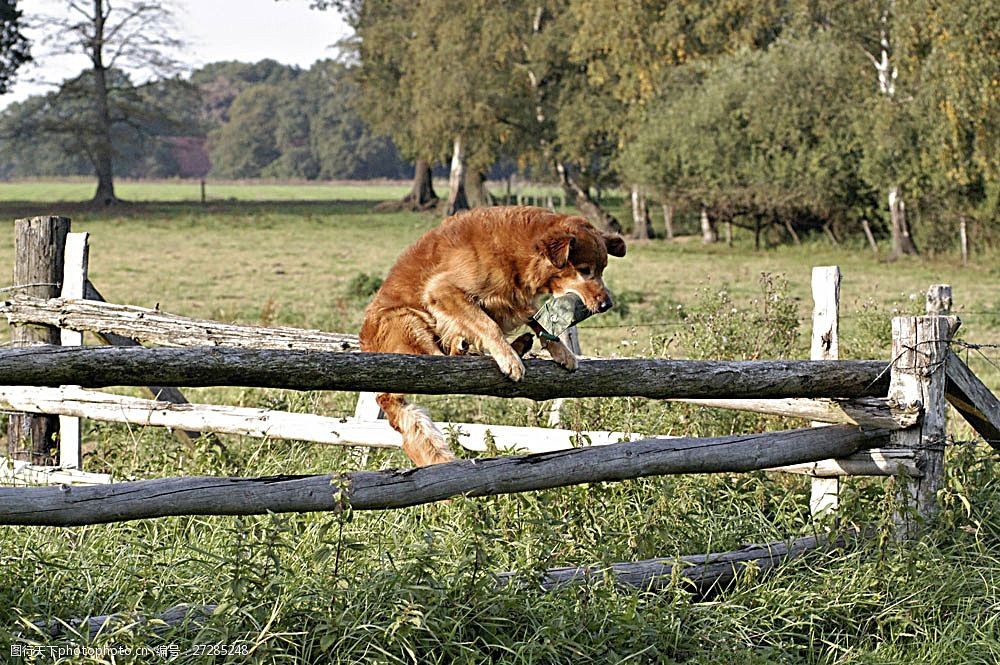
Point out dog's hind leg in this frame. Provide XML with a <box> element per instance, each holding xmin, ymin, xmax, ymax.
<box><xmin>361</xmin><ymin>310</ymin><xmax>455</xmax><ymax>466</ymax></box>
<box><xmin>376</xmin><ymin>393</ymin><xmax>455</xmax><ymax>466</ymax></box>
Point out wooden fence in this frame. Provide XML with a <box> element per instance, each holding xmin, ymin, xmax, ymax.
<box><xmin>2</xmin><ymin>215</ymin><xmax>1000</xmax><ymax>593</ymax></box>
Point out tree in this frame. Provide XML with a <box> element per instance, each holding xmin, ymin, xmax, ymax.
<box><xmin>191</xmin><ymin>59</ymin><xmax>301</xmax><ymax>125</ymax></box>
<box><xmin>623</xmin><ymin>37</ymin><xmax>874</xmax><ymax>247</ymax></box>
<box><xmin>337</xmin><ymin>0</ymin><xmax>440</xmax><ymax>210</ymax></box>
<box><xmin>0</xmin><ymin>69</ymin><xmax>200</xmax><ymax>179</ymax></box>
<box><xmin>33</xmin><ymin>0</ymin><xmax>184</xmax><ymax>204</ymax></box>
<box><xmin>205</xmin><ymin>59</ymin><xmax>409</xmax><ymax>180</ymax></box>
<box><xmin>208</xmin><ymin>84</ymin><xmax>284</xmax><ymax>178</ymax></box>
<box><xmin>568</xmin><ymin>0</ymin><xmax>790</xmax><ymax>239</ymax></box>
<box><xmin>0</xmin><ymin>0</ymin><xmax>30</xmax><ymax>94</ymax></box>
<box><xmin>893</xmin><ymin>0</ymin><xmax>1000</xmax><ymax>248</ymax></box>
<box><xmin>337</xmin><ymin>0</ymin><xmax>624</xmax><ymax>229</ymax></box>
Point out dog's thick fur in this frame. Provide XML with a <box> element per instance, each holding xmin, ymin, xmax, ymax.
<box><xmin>359</xmin><ymin>206</ymin><xmax>626</xmax><ymax>466</ymax></box>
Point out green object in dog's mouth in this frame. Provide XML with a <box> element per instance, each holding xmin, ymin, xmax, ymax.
<box><xmin>531</xmin><ymin>293</ymin><xmax>595</xmax><ymax>338</ymax></box>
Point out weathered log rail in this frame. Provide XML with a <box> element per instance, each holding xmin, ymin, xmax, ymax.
<box><xmin>0</xmin><ymin>385</ymin><xmax>653</xmax><ymax>453</ymax></box>
<box><xmin>39</xmin><ymin>530</ymin><xmax>848</xmax><ymax>637</ymax></box>
<box><xmin>1</xmin><ymin>294</ymin><xmax>360</xmax><ymax>351</ymax></box>
<box><xmin>0</xmin><ymin>345</ymin><xmax>890</xmax><ymax>399</ymax></box>
<box><xmin>496</xmin><ymin>532</ymin><xmax>849</xmax><ymax>596</ymax></box>
<box><xmin>0</xmin><ymin>424</ymin><xmax>888</xmax><ymax>526</ymax></box>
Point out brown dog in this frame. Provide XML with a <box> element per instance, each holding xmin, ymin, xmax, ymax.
<box><xmin>359</xmin><ymin>206</ymin><xmax>626</xmax><ymax>466</ymax></box>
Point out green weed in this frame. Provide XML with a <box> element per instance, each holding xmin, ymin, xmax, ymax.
<box><xmin>1</xmin><ymin>182</ymin><xmax>999</xmax><ymax>663</ymax></box>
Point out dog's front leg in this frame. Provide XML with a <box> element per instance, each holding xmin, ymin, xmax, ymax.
<box><xmin>527</xmin><ymin>320</ymin><xmax>578</xmax><ymax>371</ymax></box>
<box><xmin>424</xmin><ymin>278</ymin><xmax>526</xmax><ymax>381</ymax></box>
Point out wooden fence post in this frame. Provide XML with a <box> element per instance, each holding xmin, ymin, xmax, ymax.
<box><xmin>925</xmin><ymin>284</ymin><xmax>952</xmax><ymax>315</ymax></box>
<box><xmin>810</xmin><ymin>266</ymin><xmax>841</xmax><ymax>517</ymax></box>
<box><xmin>58</xmin><ymin>233</ymin><xmax>89</xmax><ymax>468</ymax></box>
<box><xmin>889</xmin><ymin>311</ymin><xmax>958</xmax><ymax>526</ymax></box>
<box><xmin>861</xmin><ymin>219</ymin><xmax>879</xmax><ymax>256</ymax></box>
<box><xmin>959</xmin><ymin>219</ymin><xmax>968</xmax><ymax>267</ymax></box>
<box><xmin>7</xmin><ymin>216</ymin><xmax>70</xmax><ymax>464</ymax></box>
<box><xmin>547</xmin><ymin>326</ymin><xmax>581</xmax><ymax>427</ymax></box>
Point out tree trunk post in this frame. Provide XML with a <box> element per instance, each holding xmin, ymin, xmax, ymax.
<box><xmin>925</xmin><ymin>285</ymin><xmax>952</xmax><ymax>316</ymax></box>
<box><xmin>464</xmin><ymin>170</ymin><xmax>496</xmax><ymax>208</ymax></box>
<box><xmin>446</xmin><ymin>136</ymin><xmax>469</xmax><ymax>217</ymax></box>
<box><xmin>888</xmin><ymin>187</ymin><xmax>918</xmax><ymax>257</ymax></box>
<box><xmin>809</xmin><ymin>266</ymin><xmax>842</xmax><ymax>518</ymax></box>
<box><xmin>783</xmin><ymin>219</ymin><xmax>800</xmax><ymax>245</ymax></box>
<box><xmin>554</xmin><ymin>162</ymin><xmax>622</xmax><ymax>233</ymax></box>
<box><xmin>889</xmin><ymin>313</ymin><xmax>958</xmax><ymax>531</ymax></box>
<box><xmin>90</xmin><ymin>0</ymin><xmax>118</xmax><ymax>206</ymax></box>
<box><xmin>630</xmin><ymin>186</ymin><xmax>652</xmax><ymax>239</ymax></box>
<box><xmin>861</xmin><ymin>219</ymin><xmax>879</xmax><ymax>256</ymax></box>
<box><xmin>384</xmin><ymin>159</ymin><xmax>439</xmax><ymax>212</ymax></box>
<box><xmin>700</xmin><ymin>205</ymin><xmax>718</xmax><ymax>244</ymax></box>
<box><xmin>411</xmin><ymin>159</ymin><xmax>439</xmax><ymax>207</ymax></box>
<box><xmin>547</xmin><ymin>326</ymin><xmax>582</xmax><ymax>427</ymax></box>
<box><xmin>7</xmin><ymin>216</ymin><xmax>70</xmax><ymax>464</ymax></box>
<box><xmin>661</xmin><ymin>203</ymin><xmax>675</xmax><ymax>241</ymax></box>
<box><xmin>959</xmin><ymin>218</ymin><xmax>969</xmax><ymax>266</ymax></box>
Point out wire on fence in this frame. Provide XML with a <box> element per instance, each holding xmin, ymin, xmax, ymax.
<box><xmin>0</xmin><ymin>282</ymin><xmax>63</xmax><ymax>294</ymax></box>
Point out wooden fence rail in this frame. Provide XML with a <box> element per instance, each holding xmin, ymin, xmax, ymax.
<box><xmin>0</xmin><ymin>345</ymin><xmax>891</xmax><ymax>399</ymax></box>
<box><xmin>0</xmin><ymin>424</ymin><xmax>888</xmax><ymax>526</ymax></box>
<box><xmin>0</xmin><ymin>294</ymin><xmax>360</xmax><ymax>352</ymax></box>
<box><xmin>0</xmin><ymin>385</ymin><xmax>655</xmax><ymax>453</ymax></box>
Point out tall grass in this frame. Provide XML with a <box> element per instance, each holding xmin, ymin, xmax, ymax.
<box><xmin>1</xmin><ymin>183</ymin><xmax>999</xmax><ymax>663</ymax></box>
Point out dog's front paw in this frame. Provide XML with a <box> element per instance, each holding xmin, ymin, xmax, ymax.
<box><xmin>494</xmin><ymin>349</ymin><xmax>526</xmax><ymax>382</ymax></box>
<box><xmin>542</xmin><ymin>338</ymin><xmax>578</xmax><ymax>371</ymax></box>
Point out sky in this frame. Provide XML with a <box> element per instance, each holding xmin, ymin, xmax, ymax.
<box><xmin>2</xmin><ymin>0</ymin><xmax>352</xmax><ymax>109</ymax></box>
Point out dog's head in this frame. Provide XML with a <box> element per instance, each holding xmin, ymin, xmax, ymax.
<box><xmin>537</xmin><ymin>217</ymin><xmax>627</xmax><ymax>313</ymax></box>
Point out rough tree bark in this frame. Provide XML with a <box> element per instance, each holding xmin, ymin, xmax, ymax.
<box><xmin>661</xmin><ymin>203</ymin><xmax>675</xmax><ymax>240</ymax></box>
<box><xmin>7</xmin><ymin>217</ymin><xmax>69</xmax><ymax>464</ymax></box>
<box><xmin>464</xmin><ymin>169</ymin><xmax>496</xmax><ymax>208</ymax></box>
<box><xmin>90</xmin><ymin>0</ymin><xmax>118</xmax><ymax>205</ymax></box>
<box><xmin>404</xmin><ymin>159</ymin><xmax>438</xmax><ymax>209</ymax></box>
<box><xmin>555</xmin><ymin>163</ymin><xmax>622</xmax><ymax>233</ymax></box>
<box><xmin>888</xmin><ymin>186</ymin><xmax>918</xmax><ymax>257</ymax></box>
<box><xmin>375</xmin><ymin>159</ymin><xmax>438</xmax><ymax>212</ymax></box>
<box><xmin>0</xmin><ymin>425</ymin><xmax>888</xmax><ymax>526</ymax></box>
<box><xmin>0</xmin><ymin>347</ymin><xmax>891</xmax><ymax>400</ymax></box>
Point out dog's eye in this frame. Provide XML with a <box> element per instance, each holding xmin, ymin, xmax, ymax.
<box><xmin>578</xmin><ymin>265</ymin><xmax>593</xmax><ymax>278</ymax></box>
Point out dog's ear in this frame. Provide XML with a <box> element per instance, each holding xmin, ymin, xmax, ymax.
<box><xmin>603</xmin><ymin>233</ymin><xmax>627</xmax><ymax>257</ymax></box>
<box><xmin>540</xmin><ymin>233</ymin><xmax>573</xmax><ymax>268</ymax></box>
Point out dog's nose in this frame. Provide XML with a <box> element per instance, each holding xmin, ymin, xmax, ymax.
<box><xmin>598</xmin><ymin>295</ymin><xmax>614</xmax><ymax>313</ymax></box>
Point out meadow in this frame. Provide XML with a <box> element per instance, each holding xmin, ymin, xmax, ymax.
<box><xmin>1</xmin><ymin>180</ymin><xmax>999</xmax><ymax>664</ymax></box>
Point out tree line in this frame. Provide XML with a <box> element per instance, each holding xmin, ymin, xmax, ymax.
<box><xmin>1</xmin><ymin>0</ymin><xmax>997</xmax><ymax>254</ymax></box>
<box><xmin>0</xmin><ymin>58</ymin><xmax>412</xmax><ymax>183</ymax></box>
<box><xmin>329</xmin><ymin>0</ymin><xmax>998</xmax><ymax>254</ymax></box>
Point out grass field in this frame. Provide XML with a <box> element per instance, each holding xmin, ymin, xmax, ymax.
<box><xmin>1</xmin><ymin>180</ymin><xmax>999</xmax><ymax>663</ymax></box>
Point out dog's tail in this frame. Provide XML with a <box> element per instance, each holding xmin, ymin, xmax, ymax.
<box><xmin>376</xmin><ymin>393</ymin><xmax>456</xmax><ymax>466</ymax></box>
